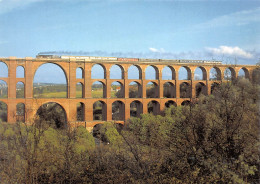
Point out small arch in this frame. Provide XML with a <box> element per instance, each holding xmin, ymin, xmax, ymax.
<box><xmin>195</xmin><ymin>82</ymin><xmax>207</xmax><ymax>97</ymax></box>
<box><xmin>209</xmin><ymin>67</ymin><xmax>221</xmax><ymax>80</ymax></box>
<box><xmin>130</xmin><ymin>100</ymin><xmax>143</xmax><ymax>118</ymax></box>
<box><xmin>36</xmin><ymin>102</ymin><xmax>67</xmax><ymax>129</ymax></box>
<box><xmin>77</xmin><ymin>102</ymin><xmax>85</xmax><ymax>121</ymax></box>
<box><xmin>145</xmin><ymin>65</ymin><xmax>159</xmax><ymax>80</ymax></box>
<box><xmin>128</xmin><ymin>65</ymin><xmax>141</xmax><ymax>79</ymax></box>
<box><xmin>165</xmin><ymin>100</ymin><xmax>177</xmax><ymax>108</ymax></box>
<box><xmin>93</xmin><ymin>101</ymin><xmax>107</xmax><ymax>121</ymax></box>
<box><xmin>16</xmin><ymin>66</ymin><xmax>25</xmax><ymax>78</ymax></box>
<box><xmin>129</xmin><ymin>81</ymin><xmax>142</xmax><ymax>98</ymax></box>
<box><xmin>76</xmin><ymin>82</ymin><xmax>84</xmax><ymax>98</ymax></box>
<box><xmin>162</xmin><ymin>66</ymin><xmax>175</xmax><ymax>80</ymax></box>
<box><xmin>91</xmin><ymin>64</ymin><xmax>106</xmax><ymax>79</ymax></box>
<box><xmin>0</xmin><ymin>61</ymin><xmax>8</xmax><ymax>77</ymax></box>
<box><xmin>181</xmin><ymin>100</ymin><xmax>191</xmax><ymax>106</ymax></box>
<box><xmin>163</xmin><ymin>82</ymin><xmax>175</xmax><ymax>98</ymax></box>
<box><xmin>146</xmin><ymin>82</ymin><xmax>159</xmax><ymax>98</ymax></box>
<box><xmin>238</xmin><ymin>67</ymin><xmax>249</xmax><ymax>79</ymax></box>
<box><xmin>112</xmin><ymin>101</ymin><xmax>125</xmax><ymax>120</ymax></box>
<box><xmin>111</xmin><ymin>81</ymin><xmax>124</xmax><ymax>98</ymax></box>
<box><xmin>178</xmin><ymin>66</ymin><xmax>191</xmax><ymax>80</ymax></box>
<box><xmin>0</xmin><ymin>101</ymin><xmax>7</xmax><ymax>122</ymax></box>
<box><xmin>224</xmin><ymin>67</ymin><xmax>236</xmax><ymax>81</ymax></box>
<box><xmin>16</xmin><ymin>82</ymin><xmax>25</xmax><ymax>98</ymax></box>
<box><xmin>76</xmin><ymin>67</ymin><xmax>84</xmax><ymax>79</ymax></box>
<box><xmin>148</xmin><ymin>100</ymin><xmax>160</xmax><ymax>115</ymax></box>
<box><xmin>0</xmin><ymin>80</ymin><xmax>8</xmax><ymax>98</ymax></box>
<box><xmin>16</xmin><ymin>103</ymin><xmax>25</xmax><ymax>122</ymax></box>
<box><xmin>110</xmin><ymin>64</ymin><xmax>124</xmax><ymax>79</ymax></box>
<box><xmin>194</xmin><ymin>67</ymin><xmax>207</xmax><ymax>80</ymax></box>
<box><xmin>180</xmin><ymin>82</ymin><xmax>191</xmax><ymax>98</ymax></box>
<box><xmin>92</xmin><ymin>81</ymin><xmax>106</xmax><ymax>98</ymax></box>
<box><xmin>211</xmin><ymin>82</ymin><xmax>219</xmax><ymax>94</ymax></box>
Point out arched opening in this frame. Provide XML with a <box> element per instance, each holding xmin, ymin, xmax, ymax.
<box><xmin>92</xmin><ymin>81</ymin><xmax>106</xmax><ymax>98</ymax></box>
<box><xmin>146</xmin><ymin>82</ymin><xmax>158</xmax><ymax>98</ymax></box>
<box><xmin>165</xmin><ymin>100</ymin><xmax>177</xmax><ymax>108</ymax></box>
<box><xmin>179</xmin><ymin>66</ymin><xmax>191</xmax><ymax>80</ymax></box>
<box><xmin>162</xmin><ymin>66</ymin><xmax>175</xmax><ymax>80</ymax></box>
<box><xmin>93</xmin><ymin>101</ymin><xmax>107</xmax><ymax>121</ymax></box>
<box><xmin>16</xmin><ymin>66</ymin><xmax>25</xmax><ymax>78</ymax></box>
<box><xmin>128</xmin><ymin>65</ymin><xmax>141</xmax><ymax>79</ymax></box>
<box><xmin>0</xmin><ymin>80</ymin><xmax>8</xmax><ymax>98</ymax></box>
<box><xmin>163</xmin><ymin>82</ymin><xmax>175</xmax><ymax>98</ymax></box>
<box><xmin>238</xmin><ymin>68</ymin><xmax>249</xmax><ymax>79</ymax></box>
<box><xmin>0</xmin><ymin>61</ymin><xmax>8</xmax><ymax>77</ymax></box>
<box><xmin>148</xmin><ymin>100</ymin><xmax>160</xmax><ymax>115</ymax></box>
<box><xmin>211</xmin><ymin>82</ymin><xmax>219</xmax><ymax>94</ymax></box>
<box><xmin>16</xmin><ymin>82</ymin><xmax>25</xmax><ymax>98</ymax></box>
<box><xmin>91</xmin><ymin>64</ymin><xmax>106</xmax><ymax>79</ymax></box>
<box><xmin>93</xmin><ymin>124</ymin><xmax>108</xmax><ymax>143</ymax></box>
<box><xmin>129</xmin><ymin>81</ymin><xmax>142</xmax><ymax>98</ymax></box>
<box><xmin>111</xmin><ymin>81</ymin><xmax>124</xmax><ymax>98</ymax></box>
<box><xmin>16</xmin><ymin>103</ymin><xmax>25</xmax><ymax>122</ymax></box>
<box><xmin>0</xmin><ymin>101</ymin><xmax>7</xmax><ymax>122</ymax></box>
<box><xmin>33</xmin><ymin>63</ymin><xmax>67</xmax><ymax>98</ymax></box>
<box><xmin>110</xmin><ymin>64</ymin><xmax>124</xmax><ymax>79</ymax></box>
<box><xmin>76</xmin><ymin>82</ymin><xmax>83</xmax><ymax>98</ymax></box>
<box><xmin>194</xmin><ymin>67</ymin><xmax>206</xmax><ymax>80</ymax></box>
<box><xmin>195</xmin><ymin>82</ymin><xmax>207</xmax><ymax>97</ymax></box>
<box><xmin>112</xmin><ymin>101</ymin><xmax>125</xmax><ymax>120</ymax></box>
<box><xmin>209</xmin><ymin>67</ymin><xmax>221</xmax><ymax>80</ymax></box>
<box><xmin>180</xmin><ymin>82</ymin><xmax>191</xmax><ymax>98</ymax></box>
<box><xmin>130</xmin><ymin>100</ymin><xmax>143</xmax><ymax>118</ymax></box>
<box><xmin>36</xmin><ymin>102</ymin><xmax>67</xmax><ymax>129</ymax></box>
<box><xmin>181</xmin><ymin>100</ymin><xmax>191</xmax><ymax>106</ymax></box>
<box><xmin>77</xmin><ymin>102</ymin><xmax>85</xmax><ymax>121</ymax></box>
<box><xmin>145</xmin><ymin>65</ymin><xmax>159</xmax><ymax>80</ymax></box>
<box><xmin>76</xmin><ymin>67</ymin><xmax>84</xmax><ymax>79</ymax></box>
<box><xmin>252</xmin><ymin>68</ymin><xmax>260</xmax><ymax>85</ymax></box>
<box><xmin>224</xmin><ymin>67</ymin><xmax>236</xmax><ymax>81</ymax></box>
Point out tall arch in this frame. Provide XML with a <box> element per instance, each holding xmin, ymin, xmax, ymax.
<box><xmin>16</xmin><ymin>66</ymin><xmax>25</xmax><ymax>78</ymax></box>
<box><xmin>180</xmin><ymin>82</ymin><xmax>191</xmax><ymax>98</ymax></box>
<box><xmin>16</xmin><ymin>82</ymin><xmax>25</xmax><ymax>98</ymax></box>
<box><xmin>195</xmin><ymin>82</ymin><xmax>207</xmax><ymax>97</ymax></box>
<box><xmin>0</xmin><ymin>101</ymin><xmax>7</xmax><ymax>122</ymax></box>
<box><xmin>33</xmin><ymin>63</ymin><xmax>67</xmax><ymax>98</ymax></box>
<box><xmin>162</xmin><ymin>66</ymin><xmax>175</xmax><ymax>80</ymax></box>
<box><xmin>146</xmin><ymin>82</ymin><xmax>159</xmax><ymax>98</ymax></box>
<box><xmin>163</xmin><ymin>82</ymin><xmax>175</xmax><ymax>98</ymax></box>
<box><xmin>91</xmin><ymin>64</ymin><xmax>106</xmax><ymax>79</ymax></box>
<box><xmin>178</xmin><ymin>66</ymin><xmax>191</xmax><ymax>80</ymax></box>
<box><xmin>110</xmin><ymin>64</ymin><xmax>124</xmax><ymax>79</ymax></box>
<box><xmin>145</xmin><ymin>65</ymin><xmax>159</xmax><ymax>80</ymax></box>
<box><xmin>93</xmin><ymin>101</ymin><xmax>107</xmax><ymax>121</ymax></box>
<box><xmin>148</xmin><ymin>100</ymin><xmax>160</xmax><ymax>115</ymax></box>
<box><xmin>238</xmin><ymin>67</ymin><xmax>249</xmax><ymax>79</ymax></box>
<box><xmin>16</xmin><ymin>103</ymin><xmax>25</xmax><ymax>122</ymax></box>
<box><xmin>77</xmin><ymin>102</ymin><xmax>85</xmax><ymax>121</ymax></box>
<box><xmin>76</xmin><ymin>82</ymin><xmax>83</xmax><ymax>98</ymax></box>
<box><xmin>0</xmin><ymin>80</ymin><xmax>8</xmax><ymax>98</ymax></box>
<box><xmin>129</xmin><ymin>81</ymin><xmax>142</xmax><ymax>98</ymax></box>
<box><xmin>128</xmin><ymin>65</ymin><xmax>142</xmax><ymax>79</ymax></box>
<box><xmin>92</xmin><ymin>81</ymin><xmax>106</xmax><ymax>98</ymax></box>
<box><xmin>0</xmin><ymin>61</ymin><xmax>8</xmax><ymax>77</ymax></box>
<box><xmin>224</xmin><ymin>67</ymin><xmax>236</xmax><ymax>81</ymax></box>
<box><xmin>111</xmin><ymin>81</ymin><xmax>124</xmax><ymax>98</ymax></box>
<box><xmin>194</xmin><ymin>67</ymin><xmax>207</xmax><ymax>80</ymax></box>
<box><xmin>112</xmin><ymin>101</ymin><xmax>125</xmax><ymax>120</ymax></box>
<box><xmin>209</xmin><ymin>67</ymin><xmax>221</xmax><ymax>80</ymax></box>
<box><xmin>130</xmin><ymin>100</ymin><xmax>143</xmax><ymax>118</ymax></box>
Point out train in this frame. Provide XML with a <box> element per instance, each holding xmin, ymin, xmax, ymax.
<box><xmin>36</xmin><ymin>54</ymin><xmax>222</xmax><ymax>64</ymax></box>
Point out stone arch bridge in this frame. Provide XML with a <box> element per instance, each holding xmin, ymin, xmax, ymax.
<box><xmin>0</xmin><ymin>55</ymin><xmax>257</xmax><ymax>128</ymax></box>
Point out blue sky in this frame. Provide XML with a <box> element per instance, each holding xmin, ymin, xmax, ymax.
<box><xmin>0</xmin><ymin>0</ymin><xmax>259</xmax><ymax>66</ymax></box>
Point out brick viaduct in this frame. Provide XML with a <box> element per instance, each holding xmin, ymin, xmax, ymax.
<box><xmin>0</xmin><ymin>56</ymin><xmax>258</xmax><ymax>128</ymax></box>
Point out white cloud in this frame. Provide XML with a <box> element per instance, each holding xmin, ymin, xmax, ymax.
<box><xmin>195</xmin><ymin>7</ymin><xmax>260</xmax><ymax>29</ymax></box>
<box><xmin>206</xmin><ymin>46</ymin><xmax>253</xmax><ymax>59</ymax></box>
<box><xmin>149</xmin><ymin>47</ymin><xmax>165</xmax><ymax>53</ymax></box>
